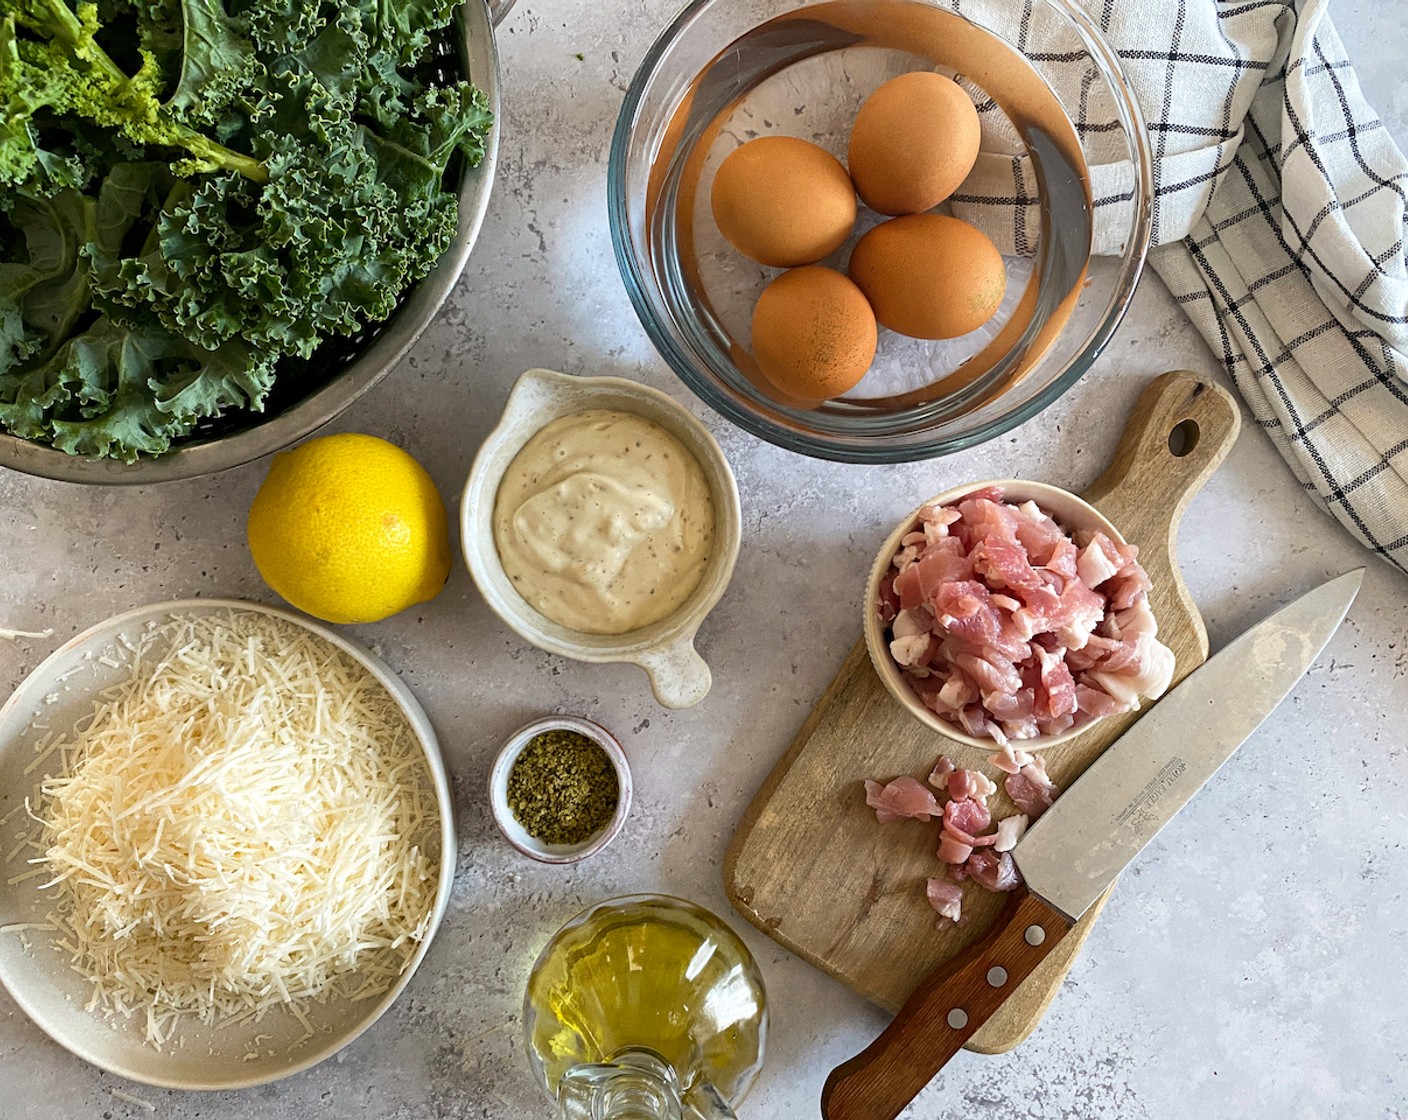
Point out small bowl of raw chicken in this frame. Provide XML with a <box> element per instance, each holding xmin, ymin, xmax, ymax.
<box><xmin>863</xmin><ymin>480</ymin><xmax>1176</xmax><ymax>751</ymax></box>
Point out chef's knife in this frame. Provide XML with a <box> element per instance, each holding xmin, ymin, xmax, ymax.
<box><xmin>821</xmin><ymin>568</ymin><xmax>1364</xmax><ymax>1120</ymax></box>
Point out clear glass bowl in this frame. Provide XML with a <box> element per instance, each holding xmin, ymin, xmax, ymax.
<box><xmin>608</xmin><ymin>0</ymin><xmax>1152</xmax><ymax>463</ymax></box>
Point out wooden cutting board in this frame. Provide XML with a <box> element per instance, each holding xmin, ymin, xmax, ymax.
<box><xmin>724</xmin><ymin>370</ymin><xmax>1242</xmax><ymax>1054</ymax></box>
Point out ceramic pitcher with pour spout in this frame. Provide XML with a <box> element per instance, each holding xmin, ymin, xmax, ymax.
<box><xmin>523</xmin><ymin>895</ymin><xmax>768</xmax><ymax>1119</ymax></box>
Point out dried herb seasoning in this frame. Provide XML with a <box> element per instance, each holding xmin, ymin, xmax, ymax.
<box><xmin>507</xmin><ymin>729</ymin><xmax>619</xmax><ymax>845</ymax></box>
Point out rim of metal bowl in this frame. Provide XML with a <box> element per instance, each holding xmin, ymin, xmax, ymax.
<box><xmin>607</xmin><ymin>0</ymin><xmax>1154</xmax><ymax>464</ymax></box>
<box><xmin>0</xmin><ymin>0</ymin><xmax>501</xmax><ymax>485</ymax></box>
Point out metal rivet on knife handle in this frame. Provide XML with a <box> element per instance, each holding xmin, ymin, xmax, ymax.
<box><xmin>986</xmin><ymin>967</ymin><xmax>1008</xmax><ymax>987</ymax></box>
<box><xmin>945</xmin><ymin>1008</ymin><xmax>968</xmax><ymax>1029</ymax></box>
<box><xmin>1024</xmin><ymin>925</ymin><xmax>1046</xmax><ymax>946</ymax></box>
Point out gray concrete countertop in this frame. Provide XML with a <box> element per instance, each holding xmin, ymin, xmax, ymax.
<box><xmin>3</xmin><ymin>2</ymin><xmax>1406</xmax><ymax>1117</ymax></box>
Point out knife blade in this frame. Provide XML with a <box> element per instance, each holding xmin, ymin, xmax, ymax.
<box><xmin>820</xmin><ymin>568</ymin><xmax>1363</xmax><ymax>1120</ymax></box>
<box><xmin>1016</xmin><ymin>566</ymin><xmax>1363</xmax><ymax>920</ymax></box>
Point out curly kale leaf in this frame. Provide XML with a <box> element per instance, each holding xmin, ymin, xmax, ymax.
<box><xmin>0</xmin><ymin>15</ymin><xmax>91</xmax><ymax>197</ymax></box>
<box><xmin>391</xmin><ymin>81</ymin><xmax>493</xmax><ymax>178</ymax></box>
<box><xmin>166</xmin><ymin>0</ymin><xmax>259</xmax><ymax>129</ymax></box>
<box><xmin>366</xmin><ymin>0</ymin><xmax>458</xmax><ymax>68</ymax></box>
<box><xmin>0</xmin><ymin>313</ymin><xmax>276</xmax><ymax>459</ymax></box>
<box><xmin>104</xmin><ymin>66</ymin><xmax>487</xmax><ymax>360</ymax></box>
<box><xmin>6</xmin><ymin>0</ymin><xmax>267</xmax><ymax>181</ymax></box>
<box><xmin>242</xmin><ymin>0</ymin><xmax>327</xmax><ymax>56</ymax></box>
<box><xmin>0</xmin><ymin>0</ymin><xmax>492</xmax><ymax>460</ymax></box>
<box><xmin>83</xmin><ymin>160</ymin><xmax>179</xmax><ymax>325</ymax></box>
<box><xmin>0</xmin><ymin>189</ymin><xmax>95</xmax><ymax>367</ymax></box>
<box><xmin>1</xmin><ymin>172</ymin><xmax>277</xmax><ymax>460</ymax></box>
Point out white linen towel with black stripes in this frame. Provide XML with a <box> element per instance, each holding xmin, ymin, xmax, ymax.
<box><xmin>953</xmin><ymin>0</ymin><xmax>1408</xmax><ymax>576</ymax></box>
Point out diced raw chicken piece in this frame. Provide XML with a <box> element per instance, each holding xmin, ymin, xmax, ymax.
<box><xmin>927</xmin><ymin>877</ymin><xmax>964</xmax><ymax>924</ymax></box>
<box><xmin>953</xmin><ymin>653</ymin><xmax>1023</xmax><ymax>698</ymax></box>
<box><xmin>1033</xmin><ymin>645</ymin><xmax>1077</xmax><ymax>720</ymax></box>
<box><xmin>972</xmin><ymin>538</ymin><xmax>1044</xmax><ymax>593</ymax></box>
<box><xmin>985</xmin><ymin>687</ymin><xmax>1039</xmax><ymax>741</ymax></box>
<box><xmin>922</xmin><ymin>517</ymin><xmax>957</xmax><ymax>547</ymax></box>
<box><xmin>876</xmin><ymin>578</ymin><xmax>901</xmax><ymax>625</ymax></box>
<box><xmin>993</xmin><ymin>813</ymin><xmax>1029</xmax><ymax>852</ymax></box>
<box><xmin>934</xmin><ymin>581</ymin><xmax>1028</xmax><ymax>662</ymax></box>
<box><xmin>1076</xmin><ymin>533</ymin><xmax>1123</xmax><ymax>588</ymax></box>
<box><xmin>1005</xmin><ymin>758</ymin><xmax>1059</xmax><ymax>820</ymax></box>
<box><xmin>918</xmin><ymin>537</ymin><xmax>974</xmax><ymax>592</ymax></box>
<box><xmin>1039</xmin><ymin>711</ymin><xmax>1077</xmax><ymax>737</ymax></box>
<box><xmin>917</xmin><ymin>503</ymin><xmax>963</xmax><ymax>529</ymax></box>
<box><xmin>889</xmin><ymin>633</ymin><xmax>931</xmax><ymax>667</ymax></box>
<box><xmin>1044</xmin><ymin>537</ymin><xmax>1079</xmax><ymax>581</ymax></box>
<box><xmin>943</xmin><ymin>796</ymin><xmax>992</xmax><ymax>840</ymax></box>
<box><xmin>928</xmin><ymin>755</ymin><xmax>956</xmax><ymax>789</ymax></box>
<box><xmin>1075</xmin><ymin>683</ymin><xmax>1125</xmax><ymax>719</ymax></box>
<box><xmin>891</xmin><ymin>608</ymin><xmax>930</xmax><ymax>640</ymax></box>
<box><xmin>937</xmin><ymin>670</ymin><xmax>979</xmax><ymax>710</ymax></box>
<box><xmin>864</xmin><ymin>777</ymin><xmax>940</xmax><ymax>824</ymax></box>
<box><xmin>1110</xmin><ymin>599</ymin><xmax>1158</xmax><ymax>640</ymax></box>
<box><xmin>1053</xmin><ymin>582</ymin><xmax>1109</xmax><ymax>651</ymax></box>
<box><xmin>894</xmin><ymin>562</ymin><xmax>923</xmax><ymax>608</ymax></box>
<box><xmin>1011</xmin><ymin>501</ymin><xmax>1067</xmax><ymax>565</ymax></box>
<box><xmin>946</xmin><ymin>769</ymin><xmax>997</xmax><ymax>803</ymax></box>
<box><xmin>967</xmin><ymin>849</ymin><xmax>1021</xmax><ymax>891</ymax></box>
<box><xmin>1088</xmin><ymin>632</ymin><xmax>1175</xmax><ymax>708</ymax></box>
<box><xmin>1106</xmin><ymin>558</ymin><xmax>1154</xmax><ymax>612</ymax></box>
<box><xmin>958</xmin><ymin>704</ymin><xmax>999</xmax><ymax>743</ymax></box>
<box><xmin>937</xmin><ymin>833</ymin><xmax>974</xmax><ymax>864</ymax></box>
<box><xmin>987</xmin><ymin>745</ymin><xmax>1035</xmax><ymax>775</ymax></box>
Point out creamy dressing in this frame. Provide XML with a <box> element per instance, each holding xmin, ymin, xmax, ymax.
<box><xmin>493</xmin><ymin>409</ymin><xmax>715</xmax><ymax>635</ymax></box>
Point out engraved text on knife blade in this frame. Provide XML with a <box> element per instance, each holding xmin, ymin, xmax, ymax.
<box><xmin>1116</xmin><ymin>756</ymin><xmax>1188</xmax><ymax>832</ymax></box>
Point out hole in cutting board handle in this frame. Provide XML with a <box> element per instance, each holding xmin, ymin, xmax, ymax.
<box><xmin>1167</xmin><ymin>419</ymin><xmax>1200</xmax><ymax>458</ymax></box>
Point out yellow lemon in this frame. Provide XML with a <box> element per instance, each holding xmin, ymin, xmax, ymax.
<box><xmin>247</xmin><ymin>433</ymin><xmax>452</xmax><ymax>624</ymax></box>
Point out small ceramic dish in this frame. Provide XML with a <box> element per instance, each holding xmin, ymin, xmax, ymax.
<box><xmin>863</xmin><ymin>479</ymin><xmax>1128</xmax><ymax>753</ymax></box>
<box><xmin>488</xmin><ymin>717</ymin><xmax>633</xmax><ymax>864</ymax></box>
<box><xmin>462</xmin><ymin>368</ymin><xmax>742</xmax><ymax>709</ymax></box>
<box><xmin>0</xmin><ymin>599</ymin><xmax>455</xmax><ymax>1090</ymax></box>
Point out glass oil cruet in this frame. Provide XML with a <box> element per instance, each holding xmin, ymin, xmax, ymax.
<box><xmin>523</xmin><ymin>894</ymin><xmax>768</xmax><ymax>1120</ymax></box>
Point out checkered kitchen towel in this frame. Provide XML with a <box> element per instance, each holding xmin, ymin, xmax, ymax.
<box><xmin>953</xmin><ymin>0</ymin><xmax>1408</xmax><ymax>576</ymax></box>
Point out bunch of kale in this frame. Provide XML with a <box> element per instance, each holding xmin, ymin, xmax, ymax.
<box><xmin>0</xmin><ymin>0</ymin><xmax>491</xmax><ymax>460</ymax></box>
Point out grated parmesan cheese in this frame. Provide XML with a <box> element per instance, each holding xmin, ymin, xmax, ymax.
<box><xmin>109</xmin><ymin>1087</ymin><xmax>156</xmax><ymax>1112</ymax></box>
<box><xmin>0</xmin><ymin>625</ymin><xmax>52</xmax><ymax>641</ymax></box>
<box><xmin>12</xmin><ymin>611</ymin><xmax>439</xmax><ymax>1046</ymax></box>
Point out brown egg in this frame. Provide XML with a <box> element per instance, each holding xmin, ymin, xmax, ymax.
<box><xmin>750</xmin><ymin>266</ymin><xmax>877</xmax><ymax>401</ymax></box>
<box><xmin>711</xmin><ymin>137</ymin><xmax>857</xmax><ymax>267</ymax></box>
<box><xmin>848</xmin><ymin>72</ymin><xmax>981</xmax><ymax>216</ymax></box>
<box><xmin>848</xmin><ymin>214</ymin><xmax>1006</xmax><ymax>340</ymax></box>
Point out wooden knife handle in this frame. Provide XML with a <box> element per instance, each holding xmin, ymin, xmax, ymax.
<box><xmin>820</xmin><ymin>889</ymin><xmax>1074</xmax><ymax>1120</ymax></box>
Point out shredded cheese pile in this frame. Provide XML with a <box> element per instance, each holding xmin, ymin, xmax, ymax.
<box><xmin>18</xmin><ymin>612</ymin><xmax>439</xmax><ymax>1046</ymax></box>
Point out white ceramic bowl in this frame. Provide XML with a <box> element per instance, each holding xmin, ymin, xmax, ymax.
<box><xmin>488</xmin><ymin>716</ymin><xmax>633</xmax><ymax>864</ymax></box>
<box><xmin>0</xmin><ymin>599</ymin><xmax>456</xmax><ymax>1090</ymax></box>
<box><xmin>462</xmin><ymin>368</ymin><xmax>742</xmax><ymax>709</ymax></box>
<box><xmin>863</xmin><ymin>479</ymin><xmax>1128</xmax><ymax>753</ymax></box>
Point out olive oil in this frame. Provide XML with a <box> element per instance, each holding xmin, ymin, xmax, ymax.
<box><xmin>524</xmin><ymin>895</ymin><xmax>767</xmax><ymax>1119</ymax></box>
